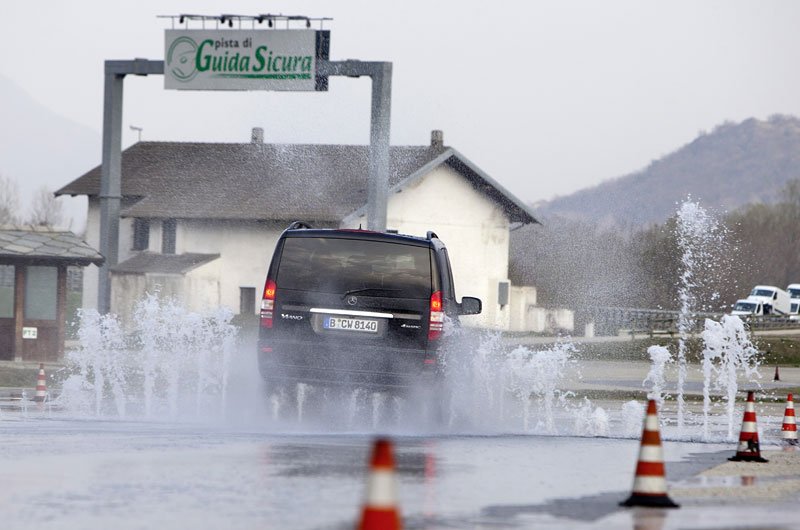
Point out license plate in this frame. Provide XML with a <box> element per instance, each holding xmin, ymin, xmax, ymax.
<box><xmin>323</xmin><ymin>316</ymin><xmax>379</xmax><ymax>333</ymax></box>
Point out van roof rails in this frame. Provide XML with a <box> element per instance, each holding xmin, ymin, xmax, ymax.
<box><xmin>287</xmin><ymin>221</ymin><xmax>312</xmax><ymax>230</ymax></box>
<box><xmin>426</xmin><ymin>231</ymin><xmax>439</xmax><ymax>240</ymax></box>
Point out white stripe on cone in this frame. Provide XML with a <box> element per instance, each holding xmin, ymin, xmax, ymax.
<box><xmin>737</xmin><ymin>441</ymin><xmax>754</xmax><ymax>452</ymax></box>
<box><xmin>364</xmin><ymin>470</ymin><xmax>397</xmax><ymax>508</ymax></box>
<box><xmin>35</xmin><ymin>368</ymin><xmax>47</xmax><ymax>400</ymax></box>
<box><xmin>638</xmin><ymin>445</ymin><xmax>664</xmax><ymax>463</ymax></box>
<box><xmin>739</xmin><ymin>421</ymin><xmax>757</xmax><ymax>432</ymax></box>
<box><xmin>633</xmin><ymin>476</ymin><xmax>669</xmax><ymax>495</ymax></box>
<box><xmin>782</xmin><ymin>397</ymin><xmax>796</xmax><ymax>441</ymax></box>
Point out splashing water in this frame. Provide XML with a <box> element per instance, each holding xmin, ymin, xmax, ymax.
<box><xmin>58</xmin><ymin>293</ymin><xmax>237</xmax><ymax>420</ymax></box>
<box><xmin>440</xmin><ymin>331</ymin><xmax>611</xmax><ymax>435</ymax></box>
<box><xmin>500</xmin><ymin>343</ymin><xmax>577</xmax><ymax>433</ymax></box>
<box><xmin>252</xmin><ymin>327</ymin><xmax>641</xmax><ymax>437</ymax></box>
<box><xmin>701</xmin><ymin>315</ymin><xmax>762</xmax><ymax>441</ymax></box>
<box><xmin>643</xmin><ymin>345</ymin><xmax>673</xmax><ymax>414</ymax></box>
<box><xmin>571</xmin><ymin>397</ymin><xmax>610</xmax><ymax>437</ymax></box>
<box><xmin>62</xmin><ymin>292</ymin><xmax>771</xmax><ymax>441</ymax></box>
<box><xmin>621</xmin><ymin>400</ymin><xmax>645</xmax><ymax>437</ymax></box>
<box><xmin>674</xmin><ymin>199</ymin><xmax>726</xmax><ymax>432</ymax></box>
<box><xmin>446</xmin><ymin>331</ymin><xmax>507</xmax><ymax>428</ymax></box>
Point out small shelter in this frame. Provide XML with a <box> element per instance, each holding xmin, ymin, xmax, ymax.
<box><xmin>0</xmin><ymin>226</ymin><xmax>103</xmax><ymax>362</ymax></box>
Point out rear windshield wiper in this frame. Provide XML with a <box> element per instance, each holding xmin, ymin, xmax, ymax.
<box><xmin>342</xmin><ymin>287</ymin><xmax>402</xmax><ymax>298</ymax></box>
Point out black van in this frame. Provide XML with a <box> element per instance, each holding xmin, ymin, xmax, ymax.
<box><xmin>257</xmin><ymin>222</ymin><xmax>481</xmax><ymax>392</ymax></box>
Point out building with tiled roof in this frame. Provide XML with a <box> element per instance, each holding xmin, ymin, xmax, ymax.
<box><xmin>57</xmin><ymin>129</ymin><xmax>566</xmax><ymax>332</ymax></box>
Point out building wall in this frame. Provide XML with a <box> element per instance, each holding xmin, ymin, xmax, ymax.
<box><xmin>88</xmin><ymin>210</ymin><xmax>286</xmax><ymax>315</ymax></box>
<box><xmin>343</xmin><ymin>165</ymin><xmax>511</xmax><ymax>329</ymax></box>
<box><xmin>176</xmin><ymin>219</ymin><xmax>287</xmax><ymax>313</ymax></box>
<box><xmin>82</xmin><ymin>198</ymin><xmax>101</xmax><ymax>311</ymax></box>
<box><xmin>525</xmin><ymin>307</ymin><xmax>575</xmax><ymax>335</ymax></box>
<box><xmin>83</xmin><ymin>200</ymin><xmax>156</xmax><ymax>312</ymax></box>
<box><xmin>83</xmin><ymin>163</ymin><xmax>538</xmax><ymax>332</ymax></box>
<box><xmin>110</xmin><ymin>259</ymin><xmax>221</xmax><ymax>330</ymax></box>
<box><xmin>509</xmin><ymin>285</ymin><xmax>537</xmax><ymax>331</ymax></box>
<box><xmin>110</xmin><ymin>273</ymin><xmax>180</xmax><ymax>328</ymax></box>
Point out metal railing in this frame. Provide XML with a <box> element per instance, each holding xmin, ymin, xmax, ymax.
<box><xmin>580</xmin><ymin>306</ymin><xmax>800</xmax><ymax>336</ymax></box>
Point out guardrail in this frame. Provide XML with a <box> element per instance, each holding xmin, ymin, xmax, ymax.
<box><xmin>579</xmin><ymin>306</ymin><xmax>800</xmax><ymax>336</ymax></box>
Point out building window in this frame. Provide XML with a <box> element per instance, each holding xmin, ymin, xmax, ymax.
<box><xmin>162</xmin><ymin>219</ymin><xmax>177</xmax><ymax>254</ymax></box>
<box><xmin>0</xmin><ymin>265</ymin><xmax>14</xmax><ymax>318</ymax></box>
<box><xmin>240</xmin><ymin>287</ymin><xmax>256</xmax><ymax>315</ymax></box>
<box><xmin>133</xmin><ymin>218</ymin><xmax>150</xmax><ymax>251</ymax></box>
<box><xmin>24</xmin><ymin>266</ymin><xmax>57</xmax><ymax>320</ymax></box>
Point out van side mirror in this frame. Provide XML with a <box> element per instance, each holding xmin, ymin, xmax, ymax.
<box><xmin>459</xmin><ymin>296</ymin><xmax>482</xmax><ymax>315</ymax></box>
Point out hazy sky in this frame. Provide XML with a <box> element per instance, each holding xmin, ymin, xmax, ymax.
<box><xmin>3</xmin><ymin>0</ymin><xmax>800</xmax><ymax>205</ymax></box>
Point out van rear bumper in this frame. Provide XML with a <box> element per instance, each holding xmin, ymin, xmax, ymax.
<box><xmin>257</xmin><ymin>339</ymin><xmax>441</xmax><ymax>390</ymax></box>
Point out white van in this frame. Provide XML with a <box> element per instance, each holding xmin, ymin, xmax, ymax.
<box><xmin>787</xmin><ymin>283</ymin><xmax>800</xmax><ymax>319</ymax></box>
<box><xmin>731</xmin><ymin>299</ymin><xmax>764</xmax><ymax>316</ymax></box>
<box><xmin>747</xmin><ymin>285</ymin><xmax>790</xmax><ymax>315</ymax></box>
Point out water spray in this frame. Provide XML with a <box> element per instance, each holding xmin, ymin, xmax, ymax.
<box><xmin>674</xmin><ymin>199</ymin><xmax>725</xmax><ymax>432</ymax></box>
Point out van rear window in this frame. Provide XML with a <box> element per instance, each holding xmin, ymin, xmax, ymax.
<box><xmin>277</xmin><ymin>237</ymin><xmax>433</xmax><ymax>299</ymax></box>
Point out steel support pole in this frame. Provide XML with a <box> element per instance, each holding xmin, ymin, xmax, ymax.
<box><xmin>318</xmin><ymin>60</ymin><xmax>393</xmax><ymax>231</ymax></box>
<box><xmin>98</xmin><ymin>70</ymin><xmax>124</xmax><ymax>314</ymax></box>
<box><xmin>98</xmin><ymin>60</ymin><xmax>164</xmax><ymax>314</ymax></box>
<box><xmin>97</xmin><ymin>59</ymin><xmax>389</xmax><ymax>313</ymax></box>
<box><xmin>367</xmin><ymin>63</ymin><xmax>392</xmax><ymax>231</ymax></box>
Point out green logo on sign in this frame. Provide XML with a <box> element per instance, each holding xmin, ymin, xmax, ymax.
<box><xmin>167</xmin><ymin>34</ymin><xmax>314</xmax><ymax>83</ymax></box>
<box><xmin>167</xmin><ymin>36</ymin><xmax>199</xmax><ymax>82</ymax></box>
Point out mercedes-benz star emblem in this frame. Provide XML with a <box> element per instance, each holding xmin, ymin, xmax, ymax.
<box><xmin>346</xmin><ymin>296</ymin><xmax>358</xmax><ymax>306</ymax></box>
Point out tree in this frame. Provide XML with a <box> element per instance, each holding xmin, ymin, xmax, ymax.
<box><xmin>27</xmin><ymin>186</ymin><xmax>63</xmax><ymax>227</ymax></box>
<box><xmin>512</xmin><ymin>207</ymin><xmax>740</xmax><ymax>314</ymax></box>
<box><xmin>725</xmin><ymin>178</ymin><xmax>800</xmax><ymax>291</ymax></box>
<box><xmin>0</xmin><ymin>173</ymin><xmax>20</xmax><ymax>225</ymax></box>
<box><xmin>631</xmin><ymin>220</ymin><xmax>680</xmax><ymax>310</ymax></box>
<box><xmin>510</xmin><ymin>216</ymin><xmax>644</xmax><ymax>309</ymax></box>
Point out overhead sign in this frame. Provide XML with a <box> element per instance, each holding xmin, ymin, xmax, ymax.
<box><xmin>164</xmin><ymin>29</ymin><xmax>329</xmax><ymax>91</ymax></box>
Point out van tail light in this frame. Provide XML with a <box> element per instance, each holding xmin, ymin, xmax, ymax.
<box><xmin>428</xmin><ymin>290</ymin><xmax>444</xmax><ymax>341</ymax></box>
<box><xmin>260</xmin><ymin>279</ymin><xmax>277</xmax><ymax>328</ymax></box>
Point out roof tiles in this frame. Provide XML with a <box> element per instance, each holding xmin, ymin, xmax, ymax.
<box><xmin>56</xmin><ymin>140</ymin><xmax>538</xmax><ymax>224</ymax></box>
<box><xmin>0</xmin><ymin>226</ymin><xmax>103</xmax><ymax>265</ymax></box>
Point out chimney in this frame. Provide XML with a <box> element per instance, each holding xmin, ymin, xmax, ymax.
<box><xmin>430</xmin><ymin>129</ymin><xmax>444</xmax><ymax>148</ymax></box>
<box><xmin>251</xmin><ymin>127</ymin><xmax>264</xmax><ymax>144</ymax></box>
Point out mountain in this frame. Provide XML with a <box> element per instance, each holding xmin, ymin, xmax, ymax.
<box><xmin>535</xmin><ymin>116</ymin><xmax>800</xmax><ymax>227</ymax></box>
<box><xmin>0</xmin><ymin>74</ymin><xmax>98</xmax><ymax>231</ymax></box>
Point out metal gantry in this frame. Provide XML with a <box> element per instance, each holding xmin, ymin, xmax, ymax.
<box><xmin>98</xmin><ymin>54</ymin><xmax>391</xmax><ymax>313</ymax></box>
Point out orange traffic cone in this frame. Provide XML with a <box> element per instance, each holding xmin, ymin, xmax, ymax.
<box><xmin>781</xmin><ymin>393</ymin><xmax>797</xmax><ymax>445</ymax></box>
<box><xmin>729</xmin><ymin>391</ymin><xmax>768</xmax><ymax>462</ymax></box>
<box><xmin>774</xmin><ymin>366</ymin><xmax>780</xmax><ymax>381</ymax></box>
<box><xmin>357</xmin><ymin>438</ymin><xmax>402</xmax><ymax>530</ymax></box>
<box><xmin>33</xmin><ymin>363</ymin><xmax>47</xmax><ymax>403</ymax></box>
<box><xmin>620</xmin><ymin>399</ymin><xmax>679</xmax><ymax>508</ymax></box>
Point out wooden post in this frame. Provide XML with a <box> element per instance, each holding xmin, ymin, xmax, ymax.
<box><xmin>56</xmin><ymin>266</ymin><xmax>67</xmax><ymax>360</ymax></box>
<box><xmin>13</xmin><ymin>265</ymin><xmax>24</xmax><ymax>362</ymax></box>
